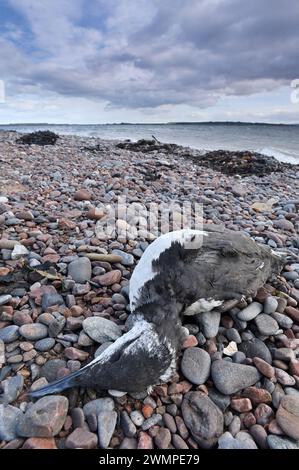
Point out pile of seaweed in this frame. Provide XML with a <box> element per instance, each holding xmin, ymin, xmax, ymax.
<box><xmin>16</xmin><ymin>131</ymin><xmax>59</xmax><ymax>146</ymax></box>
<box><xmin>190</xmin><ymin>150</ymin><xmax>289</xmax><ymax>176</ymax></box>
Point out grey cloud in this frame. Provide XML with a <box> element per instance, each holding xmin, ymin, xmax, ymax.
<box><xmin>2</xmin><ymin>0</ymin><xmax>299</xmax><ymax>109</ymax></box>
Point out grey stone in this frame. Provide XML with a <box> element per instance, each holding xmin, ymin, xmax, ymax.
<box><xmin>211</xmin><ymin>360</ymin><xmax>261</xmax><ymax>395</ymax></box>
<box><xmin>68</xmin><ymin>257</ymin><xmax>92</xmax><ymax>283</ymax></box>
<box><xmin>239</xmin><ymin>338</ymin><xmax>272</xmax><ymax>363</ymax></box>
<box><xmin>83</xmin><ymin>398</ymin><xmax>114</xmax><ymax>417</ymax></box>
<box><xmin>208</xmin><ymin>388</ymin><xmax>230</xmax><ymax>412</ymax></box>
<box><xmin>41</xmin><ymin>359</ymin><xmax>67</xmax><ymax>382</ymax></box>
<box><xmin>263</xmin><ymin>297</ymin><xmax>278</xmax><ymax>314</ymax></box>
<box><xmin>182</xmin><ymin>392</ymin><xmax>223</xmax><ymax>448</ymax></box>
<box><xmin>0</xmin><ymin>375</ymin><xmax>24</xmax><ymax>404</ymax></box>
<box><xmin>218</xmin><ymin>431</ymin><xmax>258</xmax><ymax>449</ymax></box>
<box><xmin>232</xmin><ymin>351</ymin><xmax>246</xmax><ymax>363</ymax></box>
<box><xmin>0</xmin><ymin>404</ymin><xmax>22</xmax><ymax>440</ymax></box>
<box><xmin>83</xmin><ymin>317</ymin><xmax>122</xmax><ymax>343</ymax></box>
<box><xmin>19</xmin><ymin>323</ymin><xmax>48</xmax><ymax>341</ymax></box>
<box><xmin>16</xmin><ymin>396</ymin><xmax>69</xmax><ymax>437</ymax></box>
<box><xmin>35</xmin><ymin>338</ymin><xmax>55</xmax><ymax>352</ymax></box>
<box><xmin>97</xmin><ymin>411</ymin><xmax>117</xmax><ymax>448</ymax></box>
<box><xmin>119</xmin><ymin>437</ymin><xmax>138</xmax><ymax>449</ymax></box>
<box><xmin>181</xmin><ymin>347</ymin><xmax>211</xmax><ymax>385</ymax></box>
<box><xmin>255</xmin><ymin>314</ymin><xmax>279</xmax><ymax>336</ymax></box>
<box><xmin>226</xmin><ymin>328</ymin><xmax>242</xmax><ymax>344</ymax></box>
<box><xmin>237</xmin><ymin>302</ymin><xmax>263</xmax><ymax>321</ymax></box>
<box><xmin>0</xmin><ymin>294</ymin><xmax>12</xmax><ymax>306</ymax></box>
<box><xmin>121</xmin><ymin>410</ymin><xmax>137</xmax><ymax>437</ymax></box>
<box><xmin>42</xmin><ymin>292</ymin><xmax>64</xmax><ymax>311</ymax></box>
<box><xmin>273</xmin><ymin>348</ymin><xmax>295</xmax><ymax>362</ymax></box>
<box><xmin>49</xmin><ymin>316</ymin><xmax>66</xmax><ymax>337</ymax></box>
<box><xmin>71</xmin><ymin>407</ymin><xmax>85</xmax><ymax>429</ymax></box>
<box><xmin>196</xmin><ymin>311</ymin><xmax>221</xmax><ymax>338</ymax></box>
<box><xmin>112</xmin><ymin>249</ymin><xmax>135</xmax><ymax>266</ymax></box>
<box><xmin>78</xmin><ymin>331</ymin><xmax>94</xmax><ymax>347</ymax></box>
<box><xmin>130</xmin><ymin>410</ymin><xmax>144</xmax><ymax>427</ymax></box>
<box><xmin>271</xmin><ymin>312</ymin><xmax>293</xmax><ymax>329</ymax></box>
<box><xmin>0</xmin><ymin>325</ymin><xmax>19</xmax><ymax>343</ymax></box>
<box><xmin>141</xmin><ymin>413</ymin><xmax>162</xmax><ymax>431</ymax></box>
<box><xmin>267</xmin><ymin>435</ymin><xmax>299</xmax><ymax>449</ymax></box>
<box><xmin>0</xmin><ymin>339</ymin><xmax>5</xmax><ymax>365</ymax></box>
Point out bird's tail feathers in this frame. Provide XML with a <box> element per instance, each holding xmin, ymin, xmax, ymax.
<box><xmin>28</xmin><ymin>368</ymin><xmax>83</xmax><ymax>398</ymax></box>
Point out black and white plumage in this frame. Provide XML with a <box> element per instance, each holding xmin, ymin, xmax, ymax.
<box><xmin>28</xmin><ymin>225</ymin><xmax>284</xmax><ymax>398</ymax></box>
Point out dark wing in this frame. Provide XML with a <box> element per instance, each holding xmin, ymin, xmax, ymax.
<box><xmin>183</xmin><ymin>225</ymin><xmax>284</xmax><ymax>301</ymax></box>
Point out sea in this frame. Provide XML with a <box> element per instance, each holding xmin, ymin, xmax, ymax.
<box><xmin>0</xmin><ymin>122</ymin><xmax>298</xmax><ymax>165</ymax></box>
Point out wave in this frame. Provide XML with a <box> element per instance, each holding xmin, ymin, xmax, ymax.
<box><xmin>258</xmin><ymin>147</ymin><xmax>299</xmax><ymax>165</ymax></box>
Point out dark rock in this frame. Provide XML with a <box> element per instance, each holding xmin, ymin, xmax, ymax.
<box><xmin>239</xmin><ymin>338</ymin><xmax>272</xmax><ymax>363</ymax></box>
<box><xmin>181</xmin><ymin>392</ymin><xmax>223</xmax><ymax>448</ymax></box>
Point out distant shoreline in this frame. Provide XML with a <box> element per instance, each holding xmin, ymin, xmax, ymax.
<box><xmin>1</xmin><ymin>121</ymin><xmax>299</xmax><ymax>127</ymax></box>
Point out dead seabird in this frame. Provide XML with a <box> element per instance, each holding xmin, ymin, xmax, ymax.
<box><xmin>28</xmin><ymin>225</ymin><xmax>285</xmax><ymax>397</ymax></box>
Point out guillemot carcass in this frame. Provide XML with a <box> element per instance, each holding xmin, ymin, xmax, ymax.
<box><xmin>28</xmin><ymin>225</ymin><xmax>285</xmax><ymax>398</ymax></box>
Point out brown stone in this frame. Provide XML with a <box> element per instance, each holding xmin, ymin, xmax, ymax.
<box><xmin>242</xmin><ymin>386</ymin><xmax>272</xmax><ymax>404</ymax></box>
<box><xmin>98</xmin><ymin>270</ymin><xmax>122</xmax><ymax>286</ymax></box>
<box><xmin>142</xmin><ymin>405</ymin><xmax>154</xmax><ymax>419</ymax></box>
<box><xmin>290</xmin><ymin>360</ymin><xmax>299</xmax><ymax>376</ymax></box>
<box><xmin>268</xmin><ymin>419</ymin><xmax>284</xmax><ymax>435</ymax></box>
<box><xmin>86</xmin><ymin>207</ymin><xmax>105</xmax><ymax>220</ymax></box>
<box><xmin>182</xmin><ymin>335</ymin><xmax>198</xmax><ymax>349</ymax></box>
<box><xmin>74</xmin><ymin>189</ymin><xmax>92</xmax><ymax>201</ymax></box>
<box><xmin>175</xmin><ymin>416</ymin><xmax>189</xmax><ymax>440</ymax></box>
<box><xmin>70</xmin><ymin>305</ymin><xmax>84</xmax><ymax>317</ymax></box>
<box><xmin>285</xmin><ymin>306</ymin><xmax>299</xmax><ymax>322</ymax></box>
<box><xmin>276</xmin><ymin>396</ymin><xmax>299</xmax><ymax>440</ymax></box>
<box><xmin>241</xmin><ymin>412</ymin><xmax>256</xmax><ymax>428</ymax></box>
<box><xmin>230</xmin><ymin>398</ymin><xmax>252</xmax><ymax>413</ymax></box>
<box><xmin>64</xmin><ymin>347</ymin><xmax>89</xmax><ymax>361</ymax></box>
<box><xmin>252</xmin><ymin>357</ymin><xmax>275</xmax><ymax>379</ymax></box>
<box><xmin>59</xmin><ymin>218</ymin><xmax>77</xmax><ymax>230</ymax></box>
<box><xmin>138</xmin><ymin>431</ymin><xmax>153</xmax><ymax>449</ymax></box>
<box><xmin>254</xmin><ymin>403</ymin><xmax>274</xmax><ymax>425</ymax></box>
<box><xmin>85</xmin><ymin>253</ymin><xmax>123</xmax><ymax>263</ymax></box>
<box><xmin>22</xmin><ymin>438</ymin><xmax>57</xmax><ymax>449</ymax></box>
<box><xmin>65</xmin><ymin>428</ymin><xmax>98</xmax><ymax>449</ymax></box>
<box><xmin>255</xmin><ymin>287</ymin><xmax>270</xmax><ymax>303</ymax></box>
<box><xmin>154</xmin><ymin>427</ymin><xmax>171</xmax><ymax>449</ymax></box>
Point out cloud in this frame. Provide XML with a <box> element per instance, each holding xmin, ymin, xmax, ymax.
<box><xmin>0</xmin><ymin>0</ymin><xmax>298</xmax><ymax>118</ymax></box>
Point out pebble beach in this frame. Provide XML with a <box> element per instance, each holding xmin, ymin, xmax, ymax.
<box><xmin>0</xmin><ymin>130</ymin><xmax>299</xmax><ymax>450</ymax></box>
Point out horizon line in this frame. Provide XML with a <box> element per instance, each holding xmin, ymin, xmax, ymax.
<box><xmin>0</xmin><ymin>120</ymin><xmax>299</xmax><ymax>126</ymax></box>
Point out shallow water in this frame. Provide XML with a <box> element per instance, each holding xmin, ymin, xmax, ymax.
<box><xmin>1</xmin><ymin>122</ymin><xmax>299</xmax><ymax>164</ymax></box>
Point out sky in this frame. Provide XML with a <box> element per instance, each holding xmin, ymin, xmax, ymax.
<box><xmin>0</xmin><ymin>0</ymin><xmax>298</xmax><ymax>124</ymax></box>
